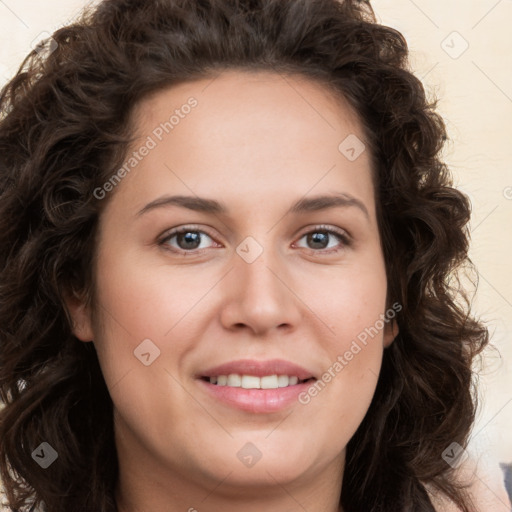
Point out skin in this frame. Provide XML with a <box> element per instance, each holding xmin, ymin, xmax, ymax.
<box><xmin>67</xmin><ymin>70</ymin><xmax>398</xmax><ymax>512</ymax></box>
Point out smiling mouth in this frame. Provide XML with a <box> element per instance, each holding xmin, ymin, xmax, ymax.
<box><xmin>200</xmin><ymin>374</ymin><xmax>316</xmax><ymax>389</ymax></box>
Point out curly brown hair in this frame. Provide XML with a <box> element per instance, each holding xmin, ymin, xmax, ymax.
<box><xmin>0</xmin><ymin>0</ymin><xmax>488</xmax><ymax>511</ymax></box>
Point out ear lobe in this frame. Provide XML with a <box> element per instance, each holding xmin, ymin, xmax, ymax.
<box><xmin>64</xmin><ymin>290</ymin><xmax>94</xmax><ymax>342</ymax></box>
<box><xmin>383</xmin><ymin>319</ymin><xmax>399</xmax><ymax>348</ymax></box>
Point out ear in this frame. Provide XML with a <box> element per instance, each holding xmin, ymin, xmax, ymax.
<box><xmin>383</xmin><ymin>319</ymin><xmax>399</xmax><ymax>348</ymax></box>
<box><xmin>64</xmin><ymin>289</ymin><xmax>94</xmax><ymax>342</ymax></box>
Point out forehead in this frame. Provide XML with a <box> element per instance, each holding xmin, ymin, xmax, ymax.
<box><xmin>114</xmin><ymin>70</ymin><xmax>375</xmax><ymax>218</ymax></box>
<box><xmin>134</xmin><ymin>69</ymin><xmax>364</xmax><ymax>146</ymax></box>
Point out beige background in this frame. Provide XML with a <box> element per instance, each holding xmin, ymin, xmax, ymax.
<box><xmin>0</xmin><ymin>0</ymin><xmax>511</xmax><ymax>508</ymax></box>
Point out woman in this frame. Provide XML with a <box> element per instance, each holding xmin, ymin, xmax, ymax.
<box><xmin>0</xmin><ymin>0</ymin><xmax>490</xmax><ymax>511</ymax></box>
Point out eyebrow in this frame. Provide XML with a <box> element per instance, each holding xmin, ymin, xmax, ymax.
<box><xmin>137</xmin><ymin>192</ymin><xmax>370</xmax><ymax>219</ymax></box>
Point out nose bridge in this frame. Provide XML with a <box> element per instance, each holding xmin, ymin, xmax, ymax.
<box><xmin>236</xmin><ymin>236</ymin><xmax>286</xmax><ymax>304</ymax></box>
<box><xmin>221</xmin><ymin>234</ymin><xmax>300</xmax><ymax>334</ymax></box>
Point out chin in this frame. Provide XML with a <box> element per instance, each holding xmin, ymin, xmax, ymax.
<box><xmin>193</xmin><ymin>440</ymin><xmax>322</xmax><ymax>487</ymax></box>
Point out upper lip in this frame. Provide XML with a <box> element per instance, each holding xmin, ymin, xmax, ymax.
<box><xmin>198</xmin><ymin>359</ymin><xmax>316</xmax><ymax>381</ymax></box>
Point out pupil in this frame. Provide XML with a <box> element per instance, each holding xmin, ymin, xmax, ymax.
<box><xmin>178</xmin><ymin>232</ymin><xmax>201</xmax><ymax>249</ymax></box>
<box><xmin>308</xmin><ymin>231</ymin><xmax>328</xmax><ymax>249</ymax></box>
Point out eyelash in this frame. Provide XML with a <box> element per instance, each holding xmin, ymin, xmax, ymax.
<box><xmin>158</xmin><ymin>224</ymin><xmax>351</xmax><ymax>256</ymax></box>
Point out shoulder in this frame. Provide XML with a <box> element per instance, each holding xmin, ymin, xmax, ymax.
<box><xmin>426</xmin><ymin>450</ymin><xmax>511</xmax><ymax>512</ymax></box>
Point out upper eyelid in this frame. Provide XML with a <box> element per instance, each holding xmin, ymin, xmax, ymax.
<box><xmin>159</xmin><ymin>225</ymin><xmax>217</xmax><ymax>242</ymax></box>
<box><xmin>298</xmin><ymin>224</ymin><xmax>350</xmax><ymax>239</ymax></box>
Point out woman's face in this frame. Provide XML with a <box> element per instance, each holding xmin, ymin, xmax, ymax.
<box><xmin>70</xmin><ymin>70</ymin><xmax>396</xmax><ymax>503</ymax></box>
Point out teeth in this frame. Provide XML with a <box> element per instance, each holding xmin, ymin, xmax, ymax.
<box><xmin>241</xmin><ymin>375</ymin><xmax>261</xmax><ymax>389</ymax></box>
<box><xmin>227</xmin><ymin>374</ymin><xmax>241</xmax><ymax>387</ymax></box>
<box><xmin>277</xmin><ymin>375</ymin><xmax>289</xmax><ymax>387</ymax></box>
<box><xmin>208</xmin><ymin>374</ymin><xmax>305</xmax><ymax>389</ymax></box>
<box><xmin>260</xmin><ymin>375</ymin><xmax>278</xmax><ymax>389</ymax></box>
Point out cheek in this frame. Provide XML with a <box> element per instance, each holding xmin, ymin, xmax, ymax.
<box><xmin>300</xmin><ymin>294</ymin><xmax>385</xmax><ymax>454</ymax></box>
<box><xmin>89</xmin><ymin>251</ymin><xmax>197</xmax><ymax>438</ymax></box>
<box><xmin>93</xmin><ymin>248</ymin><xmax>209</xmax><ymax>340</ymax></box>
<box><xmin>89</xmin><ymin>243</ymin><xmax>226</xmax><ymax>397</ymax></box>
<box><xmin>306</xmin><ymin>257</ymin><xmax>388</xmax><ymax>348</ymax></box>
<box><xmin>299</xmin><ymin>256</ymin><xmax>387</xmax><ymax>418</ymax></box>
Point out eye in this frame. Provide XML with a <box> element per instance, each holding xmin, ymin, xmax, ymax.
<box><xmin>294</xmin><ymin>225</ymin><xmax>350</xmax><ymax>253</ymax></box>
<box><xmin>159</xmin><ymin>224</ymin><xmax>351</xmax><ymax>256</ymax></box>
<box><xmin>159</xmin><ymin>226</ymin><xmax>219</xmax><ymax>254</ymax></box>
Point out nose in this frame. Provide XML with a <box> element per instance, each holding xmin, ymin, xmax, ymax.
<box><xmin>219</xmin><ymin>244</ymin><xmax>302</xmax><ymax>337</ymax></box>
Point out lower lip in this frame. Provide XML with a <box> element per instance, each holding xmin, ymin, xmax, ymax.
<box><xmin>198</xmin><ymin>379</ymin><xmax>315</xmax><ymax>413</ymax></box>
